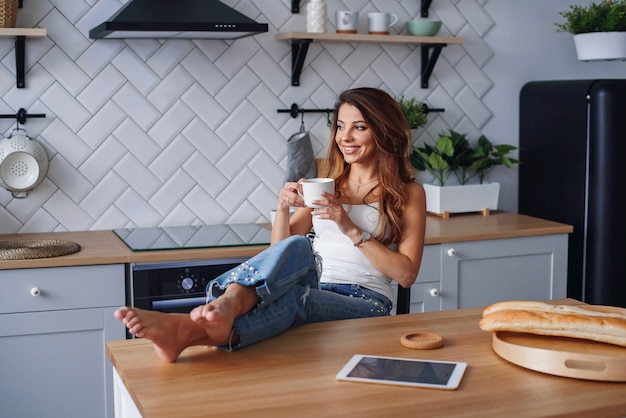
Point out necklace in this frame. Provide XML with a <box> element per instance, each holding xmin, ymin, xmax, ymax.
<box><xmin>349</xmin><ymin>178</ymin><xmax>379</xmax><ymax>194</ymax></box>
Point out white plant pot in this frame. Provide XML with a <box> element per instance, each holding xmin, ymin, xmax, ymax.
<box><xmin>573</xmin><ymin>32</ymin><xmax>626</xmax><ymax>61</ymax></box>
<box><xmin>423</xmin><ymin>182</ymin><xmax>500</xmax><ymax>216</ymax></box>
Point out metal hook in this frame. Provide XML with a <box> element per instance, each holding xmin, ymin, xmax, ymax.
<box><xmin>300</xmin><ymin>111</ymin><xmax>306</xmax><ymax>132</ymax></box>
<box><xmin>326</xmin><ymin>111</ymin><xmax>332</xmax><ymax>127</ymax></box>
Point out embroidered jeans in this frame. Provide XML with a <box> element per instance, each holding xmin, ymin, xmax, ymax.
<box><xmin>206</xmin><ymin>235</ymin><xmax>392</xmax><ymax>350</ymax></box>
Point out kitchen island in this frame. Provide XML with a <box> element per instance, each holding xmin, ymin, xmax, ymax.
<box><xmin>107</xmin><ymin>298</ymin><xmax>626</xmax><ymax>417</ymax></box>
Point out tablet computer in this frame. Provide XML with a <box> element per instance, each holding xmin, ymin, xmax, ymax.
<box><xmin>336</xmin><ymin>354</ymin><xmax>467</xmax><ymax>390</ymax></box>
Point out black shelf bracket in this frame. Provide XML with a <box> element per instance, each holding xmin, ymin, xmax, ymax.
<box><xmin>289</xmin><ymin>39</ymin><xmax>312</xmax><ymax>86</ymax></box>
<box><xmin>421</xmin><ymin>0</ymin><xmax>433</xmax><ymax>17</ymax></box>
<box><xmin>421</xmin><ymin>44</ymin><xmax>446</xmax><ymax>88</ymax></box>
<box><xmin>291</xmin><ymin>0</ymin><xmax>300</xmax><ymax>13</ymax></box>
<box><xmin>15</xmin><ymin>36</ymin><xmax>26</xmax><ymax>88</ymax></box>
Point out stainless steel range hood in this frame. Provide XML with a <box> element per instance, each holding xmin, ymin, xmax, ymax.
<box><xmin>89</xmin><ymin>0</ymin><xmax>268</xmax><ymax>40</ymax></box>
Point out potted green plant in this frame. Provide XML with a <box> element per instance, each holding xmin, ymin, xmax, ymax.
<box><xmin>411</xmin><ymin>130</ymin><xmax>519</xmax><ymax>217</ymax></box>
<box><xmin>555</xmin><ymin>0</ymin><xmax>626</xmax><ymax>60</ymax></box>
<box><xmin>396</xmin><ymin>96</ymin><xmax>428</xmax><ymax>130</ymax></box>
<box><xmin>469</xmin><ymin>135</ymin><xmax>519</xmax><ymax>184</ymax></box>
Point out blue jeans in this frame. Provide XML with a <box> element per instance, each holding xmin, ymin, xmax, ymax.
<box><xmin>206</xmin><ymin>235</ymin><xmax>392</xmax><ymax>350</ymax></box>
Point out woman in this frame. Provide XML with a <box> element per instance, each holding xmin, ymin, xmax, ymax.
<box><xmin>115</xmin><ymin>87</ymin><xmax>427</xmax><ymax>362</ymax></box>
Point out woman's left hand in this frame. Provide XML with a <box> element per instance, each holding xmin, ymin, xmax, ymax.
<box><xmin>311</xmin><ymin>192</ymin><xmax>358</xmax><ymax>236</ymax></box>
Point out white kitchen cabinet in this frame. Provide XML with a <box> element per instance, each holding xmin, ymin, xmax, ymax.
<box><xmin>394</xmin><ymin>234</ymin><xmax>568</xmax><ymax>313</ymax></box>
<box><xmin>0</xmin><ymin>264</ymin><xmax>125</xmax><ymax>418</ymax></box>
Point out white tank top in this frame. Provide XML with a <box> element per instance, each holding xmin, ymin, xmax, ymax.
<box><xmin>311</xmin><ymin>203</ymin><xmax>395</xmax><ymax>302</ymax></box>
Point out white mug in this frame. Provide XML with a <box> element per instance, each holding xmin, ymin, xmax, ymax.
<box><xmin>336</xmin><ymin>11</ymin><xmax>359</xmax><ymax>33</ymax></box>
<box><xmin>300</xmin><ymin>178</ymin><xmax>335</xmax><ymax>208</ymax></box>
<box><xmin>367</xmin><ymin>12</ymin><xmax>399</xmax><ymax>34</ymax></box>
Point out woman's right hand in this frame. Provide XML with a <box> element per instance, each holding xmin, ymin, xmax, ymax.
<box><xmin>277</xmin><ymin>180</ymin><xmax>305</xmax><ymax>209</ymax></box>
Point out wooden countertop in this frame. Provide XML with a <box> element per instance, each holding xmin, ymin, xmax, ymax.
<box><xmin>0</xmin><ymin>212</ymin><xmax>572</xmax><ymax>270</ymax></box>
<box><xmin>107</xmin><ymin>298</ymin><xmax>626</xmax><ymax>417</ymax></box>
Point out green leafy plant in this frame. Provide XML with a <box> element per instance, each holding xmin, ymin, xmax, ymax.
<box><xmin>469</xmin><ymin>135</ymin><xmax>520</xmax><ymax>184</ymax></box>
<box><xmin>396</xmin><ymin>96</ymin><xmax>428</xmax><ymax>129</ymax></box>
<box><xmin>411</xmin><ymin>130</ymin><xmax>519</xmax><ymax>186</ymax></box>
<box><xmin>555</xmin><ymin>0</ymin><xmax>626</xmax><ymax>34</ymax></box>
<box><xmin>411</xmin><ymin>134</ymin><xmax>452</xmax><ymax>186</ymax></box>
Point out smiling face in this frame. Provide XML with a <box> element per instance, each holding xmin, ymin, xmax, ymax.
<box><xmin>335</xmin><ymin>103</ymin><xmax>377</xmax><ymax>166</ymax></box>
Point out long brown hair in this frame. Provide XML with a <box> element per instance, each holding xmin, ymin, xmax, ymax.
<box><xmin>323</xmin><ymin>87</ymin><xmax>415</xmax><ymax>245</ymax></box>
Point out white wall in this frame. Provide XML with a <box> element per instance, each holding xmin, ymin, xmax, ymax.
<box><xmin>483</xmin><ymin>0</ymin><xmax>626</xmax><ymax>211</ymax></box>
<box><xmin>0</xmin><ymin>0</ymin><xmax>624</xmax><ymax>233</ymax></box>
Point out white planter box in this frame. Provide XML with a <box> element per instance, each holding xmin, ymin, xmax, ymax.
<box><xmin>574</xmin><ymin>32</ymin><xmax>626</xmax><ymax>61</ymax></box>
<box><xmin>423</xmin><ymin>182</ymin><xmax>500</xmax><ymax>217</ymax></box>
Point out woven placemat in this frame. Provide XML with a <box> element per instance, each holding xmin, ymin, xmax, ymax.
<box><xmin>0</xmin><ymin>239</ymin><xmax>81</xmax><ymax>260</ymax></box>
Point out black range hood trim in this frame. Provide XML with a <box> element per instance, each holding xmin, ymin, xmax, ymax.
<box><xmin>89</xmin><ymin>0</ymin><xmax>269</xmax><ymax>40</ymax></box>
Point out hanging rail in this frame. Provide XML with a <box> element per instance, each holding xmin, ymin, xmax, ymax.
<box><xmin>277</xmin><ymin>103</ymin><xmax>445</xmax><ymax>119</ymax></box>
<box><xmin>0</xmin><ymin>107</ymin><xmax>46</xmax><ymax>125</ymax></box>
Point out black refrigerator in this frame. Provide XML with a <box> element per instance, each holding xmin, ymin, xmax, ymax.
<box><xmin>519</xmin><ymin>79</ymin><xmax>626</xmax><ymax>307</ymax></box>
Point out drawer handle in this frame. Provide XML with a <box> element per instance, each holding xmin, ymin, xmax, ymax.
<box><xmin>30</xmin><ymin>287</ymin><xmax>41</xmax><ymax>297</ymax></box>
<box><xmin>429</xmin><ymin>288</ymin><xmax>440</xmax><ymax>297</ymax></box>
<box><xmin>447</xmin><ymin>248</ymin><xmax>457</xmax><ymax>257</ymax></box>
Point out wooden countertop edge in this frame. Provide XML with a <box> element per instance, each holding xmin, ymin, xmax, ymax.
<box><xmin>0</xmin><ymin>213</ymin><xmax>573</xmax><ymax>270</ymax></box>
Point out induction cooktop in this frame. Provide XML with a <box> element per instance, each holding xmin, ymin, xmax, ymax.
<box><xmin>113</xmin><ymin>223</ymin><xmax>271</xmax><ymax>251</ymax></box>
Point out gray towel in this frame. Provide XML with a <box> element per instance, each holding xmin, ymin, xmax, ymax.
<box><xmin>285</xmin><ymin>131</ymin><xmax>317</xmax><ymax>182</ymax></box>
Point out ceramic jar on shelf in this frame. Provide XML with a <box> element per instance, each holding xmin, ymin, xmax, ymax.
<box><xmin>306</xmin><ymin>0</ymin><xmax>327</xmax><ymax>33</ymax></box>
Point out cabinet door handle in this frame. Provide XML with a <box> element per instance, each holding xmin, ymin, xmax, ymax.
<box><xmin>429</xmin><ymin>288</ymin><xmax>440</xmax><ymax>297</ymax></box>
<box><xmin>447</xmin><ymin>248</ymin><xmax>457</xmax><ymax>257</ymax></box>
<box><xmin>30</xmin><ymin>287</ymin><xmax>41</xmax><ymax>296</ymax></box>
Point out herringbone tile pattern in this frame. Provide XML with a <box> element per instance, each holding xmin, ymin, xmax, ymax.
<box><xmin>0</xmin><ymin>0</ymin><xmax>493</xmax><ymax>233</ymax></box>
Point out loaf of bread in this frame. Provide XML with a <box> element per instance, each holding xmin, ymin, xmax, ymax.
<box><xmin>479</xmin><ymin>300</ymin><xmax>626</xmax><ymax>347</ymax></box>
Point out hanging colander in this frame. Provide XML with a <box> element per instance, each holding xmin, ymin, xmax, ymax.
<box><xmin>0</xmin><ymin>128</ymin><xmax>48</xmax><ymax>198</ymax></box>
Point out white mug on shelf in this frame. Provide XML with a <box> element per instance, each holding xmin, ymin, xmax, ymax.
<box><xmin>336</xmin><ymin>11</ymin><xmax>359</xmax><ymax>33</ymax></box>
<box><xmin>367</xmin><ymin>12</ymin><xmax>399</xmax><ymax>35</ymax></box>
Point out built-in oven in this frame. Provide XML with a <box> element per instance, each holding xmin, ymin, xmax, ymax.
<box><xmin>128</xmin><ymin>258</ymin><xmax>248</xmax><ymax>313</ymax></box>
<box><xmin>113</xmin><ymin>223</ymin><xmax>270</xmax><ymax>323</ymax></box>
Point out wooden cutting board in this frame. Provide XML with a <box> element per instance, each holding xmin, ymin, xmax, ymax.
<box><xmin>492</xmin><ymin>331</ymin><xmax>626</xmax><ymax>381</ymax></box>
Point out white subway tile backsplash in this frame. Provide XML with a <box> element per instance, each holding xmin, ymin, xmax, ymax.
<box><xmin>43</xmin><ymin>190</ymin><xmax>93</xmax><ymax>230</ymax></box>
<box><xmin>40</xmin><ymin>84</ymin><xmax>91</xmax><ymax>132</ymax></box>
<box><xmin>181</xmin><ymin>49</ymin><xmax>228</xmax><ymax>96</ymax></box>
<box><xmin>182</xmin><ymin>119</ymin><xmax>228</xmax><ymax>164</ymax></box>
<box><xmin>46</xmin><ymin>154</ymin><xmax>93</xmax><ymax>203</ymax></box>
<box><xmin>146</xmin><ymin>67</ymin><xmax>195</xmax><ymax>113</ymax></box>
<box><xmin>147</xmin><ymin>101</ymin><xmax>196</xmax><ymax>148</ymax></box>
<box><xmin>114</xmin><ymin>188</ymin><xmax>162</xmax><ymax>227</ymax></box>
<box><xmin>113</xmin><ymin>119</ymin><xmax>160</xmax><ymax>165</ymax></box>
<box><xmin>77</xmin><ymin>101</ymin><xmax>127</xmax><ymax>149</ymax></box>
<box><xmin>214</xmin><ymin>66</ymin><xmax>261</xmax><ymax>113</ymax></box>
<box><xmin>114</xmin><ymin>154</ymin><xmax>161</xmax><ymax>200</ymax></box>
<box><xmin>146</xmin><ymin>41</ymin><xmax>195</xmax><ymax>79</ymax></box>
<box><xmin>81</xmin><ymin>171</ymin><xmax>127</xmax><ymax>219</ymax></box>
<box><xmin>148</xmin><ymin>135</ymin><xmax>196</xmax><ymax>182</ymax></box>
<box><xmin>39</xmin><ymin>47</ymin><xmax>90</xmax><ymax>97</ymax></box>
<box><xmin>76</xmin><ymin>66</ymin><xmax>126</xmax><ymax>114</ymax></box>
<box><xmin>149</xmin><ymin>170</ymin><xmax>196</xmax><ymax>216</ymax></box>
<box><xmin>41</xmin><ymin>118</ymin><xmax>92</xmax><ymax>166</ymax></box>
<box><xmin>79</xmin><ymin>137</ymin><xmax>127</xmax><ymax>184</ymax></box>
<box><xmin>0</xmin><ymin>1</ymin><xmax>496</xmax><ymax>232</ymax></box>
<box><xmin>112</xmin><ymin>84</ymin><xmax>160</xmax><ymax>130</ymax></box>
<box><xmin>182</xmin><ymin>186</ymin><xmax>229</xmax><ymax>224</ymax></box>
<box><xmin>182</xmin><ymin>153</ymin><xmax>228</xmax><ymax>196</ymax></box>
<box><xmin>40</xmin><ymin>9</ymin><xmax>89</xmax><ymax>60</ymax></box>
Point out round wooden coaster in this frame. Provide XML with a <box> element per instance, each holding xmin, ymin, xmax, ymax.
<box><xmin>400</xmin><ymin>332</ymin><xmax>444</xmax><ymax>350</ymax></box>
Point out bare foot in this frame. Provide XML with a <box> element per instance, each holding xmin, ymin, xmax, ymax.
<box><xmin>190</xmin><ymin>284</ymin><xmax>259</xmax><ymax>346</ymax></box>
<box><xmin>114</xmin><ymin>307</ymin><xmax>220</xmax><ymax>362</ymax></box>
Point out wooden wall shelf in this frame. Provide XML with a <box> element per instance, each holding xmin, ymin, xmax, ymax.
<box><xmin>276</xmin><ymin>32</ymin><xmax>463</xmax><ymax>88</ymax></box>
<box><xmin>0</xmin><ymin>28</ymin><xmax>47</xmax><ymax>88</ymax></box>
